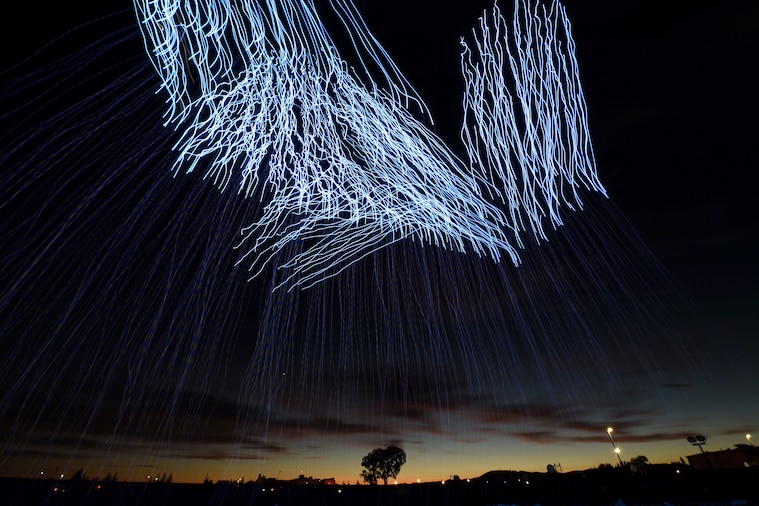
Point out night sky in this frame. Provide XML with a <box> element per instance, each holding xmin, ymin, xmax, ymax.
<box><xmin>1</xmin><ymin>0</ymin><xmax>757</xmax><ymax>485</ymax></box>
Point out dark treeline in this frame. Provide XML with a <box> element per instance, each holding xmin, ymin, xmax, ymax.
<box><xmin>2</xmin><ymin>464</ymin><xmax>758</xmax><ymax>506</ymax></box>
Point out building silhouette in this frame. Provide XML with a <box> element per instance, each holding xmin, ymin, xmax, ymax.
<box><xmin>686</xmin><ymin>444</ymin><xmax>759</xmax><ymax>471</ymax></box>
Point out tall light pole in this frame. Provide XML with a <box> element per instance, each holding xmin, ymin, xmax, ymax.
<box><xmin>607</xmin><ymin>427</ymin><xmax>623</xmax><ymax>465</ymax></box>
<box><xmin>687</xmin><ymin>435</ymin><xmax>707</xmax><ymax>453</ymax></box>
<box><xmin>686</xmin><ymin>435</ymin><xmax>711</xmax><ymax>470</ymax></box>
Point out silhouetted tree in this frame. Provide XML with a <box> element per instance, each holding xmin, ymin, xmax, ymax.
<box><xmin>102</xmin><ymin>472</ymin><xmax>118</xmax><ymax>482</ymax></box>
<box><xmin>630</xmin><ymin>455</ymin><xmax>648</xmax><ymax>475</ymax></box>
<box><xmin>360</xmin><ymin>446</ymin><xmax>406</xmax><ymax>485</ymax></box>
<box><xmin>69</xmin><ymin>469</ymin><xmax>88</xmax><ymax>482</ymax></box>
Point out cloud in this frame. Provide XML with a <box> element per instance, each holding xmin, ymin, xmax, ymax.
<box><xmin>463</xmin><ymin>397</ymin><xmax>687</xmax><ymax>446</ymax></box>
<box><xmin>160</xmin><ymin>451</ymin><xmax>268</xmax><ymax>462</ymax></box>
<box><xmin>239</xmin><ymin>438</ymin><xmax>292</xmax><ymax>454</ymax></box>
<box><xmin>507</xmin><ymin>426</ymin><xmax>693</xmax><ymax>445</ymax></box>
<box><xmin>718</xmin><ymin>427</ymin><xmax>756</xmax><ymax>437</ymax></box>
<box><xmin>660</xmin><ymin>383</ymin><xmax>695</xmax><ymax>390</ymax></box>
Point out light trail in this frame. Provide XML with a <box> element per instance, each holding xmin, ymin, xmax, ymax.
<box><xmin>134</xmin><ymin>0</ymin><xmax>605</xmax><ymax>289</ymax></box>
<box><xmin>461</xmin><ymin>1</ymin><xmax>606</xmax><ymax>244</ymax></box>
<box><xmin>0</xmin><ymin>2</ymin><xmax>715</xmax><ymax>484</ymax></box>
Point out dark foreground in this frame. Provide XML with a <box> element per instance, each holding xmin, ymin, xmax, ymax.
<box><xmin>2</xmin><ymin>465</ymin><xmax>758</xmax><ymax>505</ymax></box>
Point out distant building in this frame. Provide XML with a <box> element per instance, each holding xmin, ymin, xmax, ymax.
<box><xmin>686</xmin><ymin>444</ymin><xmax>759</xmax><ymax>471</ymax></box>
<box><xmin>255</xmin><ymin>473</ymin><xmax>335</xmax><ymax>486</ymax></box>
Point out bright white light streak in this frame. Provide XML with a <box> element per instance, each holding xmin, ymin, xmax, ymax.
<box><xmin>133</xmin><ymin>0</ymin><xmax>521</xmax><ymax>288</ymax></box>
<box><xmin>133</xmin><ymin>0</ymin><xmax>605</xmax><ymax>289</ymax></box>
<box><xmin>461</xmin><ymin>1</ymin><xmax>606</xmax><ymax>244</ymax></box>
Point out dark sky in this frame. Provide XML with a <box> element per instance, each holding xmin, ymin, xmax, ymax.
<box><xmin>364</xmin><ymin>0</ymin><xmax>758</xmax><ymax>289</ymax></box>
<box><xmin>1</xmin><ymin>0</ymin><xmax>757</xmax><ymax>484</ymax></box>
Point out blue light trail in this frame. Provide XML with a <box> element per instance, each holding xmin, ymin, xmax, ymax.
<box><xmin>134</xmin><ymin>0</ymin><xmax>605</xmax><ymax>289</ymax></box>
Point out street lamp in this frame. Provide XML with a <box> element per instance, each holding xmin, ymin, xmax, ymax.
<box><xmin>747</xmin><ymin>434</ymin><xmax>753</xmax><ymax>446</ymax></box>
<box><xmin>686</xmin><ymin>435</ymin><xmax>711</xmax><ymax>470</ymax></box>
<box><xmin>686</xmin><ymin>435</ymin><xmax>707</xmax><ymax>453</ymax></box>
<box><xmin>607</xmin><ymin>427</ymin><xmax>623</xmax><ymax>465</ymax></box>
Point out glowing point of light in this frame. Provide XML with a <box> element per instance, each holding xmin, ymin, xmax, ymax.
<box><xmin>607</xmin><ymin>427</ymin><xmax>613</xmax><ymax>434</ymax></box>
<box><xmin>614</xmin><ymin>448</ymin><xmax>621</xmax><ymax>454</ymax></box>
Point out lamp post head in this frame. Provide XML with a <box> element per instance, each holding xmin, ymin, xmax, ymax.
<box><xmin>607</xmin><ymin>427</ymin><xmax>613</xmax><ymax>434</ymax></box>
